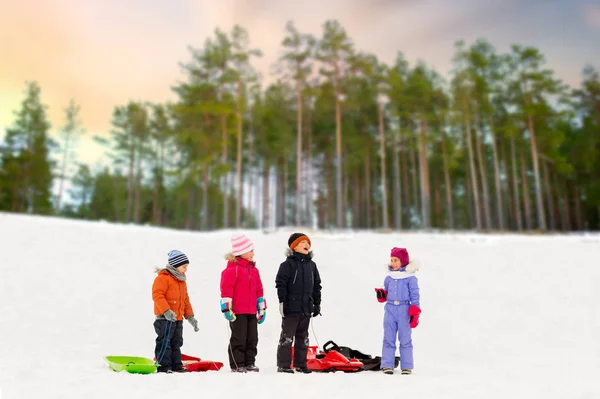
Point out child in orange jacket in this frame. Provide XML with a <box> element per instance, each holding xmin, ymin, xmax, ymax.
<box><xmin>152</xmin><ymin>250</ymin><xmax>199</xmax><ymax>373</ymax></box>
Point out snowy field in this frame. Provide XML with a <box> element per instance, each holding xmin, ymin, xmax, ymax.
<box><xmin>1</xmin><ymin>212</ymin><xmax>599</xmax><ymax>399</ymax></box>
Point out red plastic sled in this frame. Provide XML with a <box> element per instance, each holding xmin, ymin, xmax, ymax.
<box><xmin>153</xmin><ymin>354</ymin><xmax>224</xmax><ymax>372</ymax></box>
<box><xmin>181</xmin><ymin>354</ymin><xmax>224</xmax><ymax>372</ymax></box>
<box><xmin>292</xmin><ymin>341</ymin><xmax>364</xmax><ymax>373</ymax></box>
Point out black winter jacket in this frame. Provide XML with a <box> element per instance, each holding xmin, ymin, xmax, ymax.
<box><xmin>275</xmin><ymin>249</ymin><xmax>322</xmax><ymax>317</ymax></box>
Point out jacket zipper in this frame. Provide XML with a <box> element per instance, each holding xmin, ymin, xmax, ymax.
<box><xmin>293</xmin><ymin>269</ymin><xmax>298</xmax><ymax>284</ymax></box>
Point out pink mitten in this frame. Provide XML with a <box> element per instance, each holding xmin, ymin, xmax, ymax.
<box><xmin>409</xmin><ymin>305</ymin><xmax>421</xmax><ymax>328</ymax></box>
<box><xmin>375</xmin><ymin>288</ymin><xmax>387</xmax><ymax>303</ymax></box>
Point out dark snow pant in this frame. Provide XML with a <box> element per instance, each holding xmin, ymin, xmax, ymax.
<box><xmin>228</xmin><ymin>314</ymin><xmax>258</xmax><ymax>369</ymax></box>
<box><xmin>277</xmin><ymin>315</ymin><xmax>310</xmax><ymax>368</ymax></box>
<box><xmin>154</xmin><ymin>319</ymin><xmax>184</xmax><ymax>372</ymax></box>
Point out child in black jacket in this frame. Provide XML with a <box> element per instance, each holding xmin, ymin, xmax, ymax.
<box><xmin>275</xmin><ymin>232</ymin><xmax>322</xmax><ymax>373</ymax></box>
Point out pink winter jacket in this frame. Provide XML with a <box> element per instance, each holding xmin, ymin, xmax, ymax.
<box><xmin>220</xmin><ymin>253</ymin><xmax>264</xmax><ymax>315</ymax></box>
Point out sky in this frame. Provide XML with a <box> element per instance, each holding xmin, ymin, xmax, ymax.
<box><xmin>1</xmin><ymin>0</ymin><xmax>599</xmax><ymax>168</ymax></box>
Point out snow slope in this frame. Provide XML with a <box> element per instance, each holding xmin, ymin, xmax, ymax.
<box><xmin>0</xmin><ymin>212</ymin><xmax>599</xmax><ymax>399</ymax></box>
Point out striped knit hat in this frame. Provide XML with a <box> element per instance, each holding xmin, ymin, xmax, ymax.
<box><xmin>168</xmin><ymin>250</ymin><xmax>189</xmax><ymax>268</ymax></box>
<box><xmin>231</xmin><ymin>234</ymin><xmax>255</xmax><ymax>257</ymax></box>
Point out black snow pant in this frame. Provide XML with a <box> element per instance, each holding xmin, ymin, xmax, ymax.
<box><xmin>153</xmin><ymin>319</ymin><xmax>184</xmax><ymax>372</ymax></box>
<box><xmin>277</xmin><ymin>315</ymin><xmax>311</xmax><ymax>368</ymax></box>
<box><xmin>228</xmin><ymin>314</ymin><xmax>258</xmax><ymax>369</ymax></box>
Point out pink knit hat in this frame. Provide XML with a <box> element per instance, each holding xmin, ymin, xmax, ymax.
<box><xmin>390</xmin><ymin>247</ymin><xmax>409</xmax><ymax>267</ymax></box>
<box><xmin>231</xmin><ymin>234</ymin><xmax>255</xmax><ymax>256</ymax></box>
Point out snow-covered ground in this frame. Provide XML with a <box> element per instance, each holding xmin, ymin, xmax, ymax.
<box><xmin>1</xmin><ymin>212</ymin><xmax>599</xmax><ymax>399</ymax></box>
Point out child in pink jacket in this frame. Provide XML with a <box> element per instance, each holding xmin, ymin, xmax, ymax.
<box><xmin>220</xmin><ymin>234</ymin><xmax>266</xmax><ymax>373</ymax></box>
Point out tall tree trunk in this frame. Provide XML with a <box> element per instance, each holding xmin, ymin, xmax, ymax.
<box><xmin>247</xmin><ymin>117</ymin><xmax>254</xmax><ymax>228</ymax></box>
<box><xmin>441</xmin><ymin>131</ymin><xmax>454</xmax><ymax>229</ymax></box>
<box><xmin>392</xmin><ymin>123</ymin><xmax>402</xmax><ymax>230</ymax></box>
<box><xmin>202</xmin><ymin>166</ymin><xmax>209</xmax><ymax>230</ymax></box>
<box><xmin>499</xmin><ymin>135</ymin><xmax>510</xmax><ymax>230</ymax></box>
<box><xmin>306</xmin><ymin>107</ymin><xmax>313</xmax><ymax>226</ymax></box>
<box><xmin>463</xmin><ymin>103</ymin><xmax>482</xmax><ymax>229</ymax></box>
<box><xmin>433</xmin><ymin>169</ymin><xmax>442</xmax><ymax>228</ymax></box>
<box><xmin>525</xmin><ymin>94</ymin><xmax>546</xmax><ymax>230</ymax></box>
<box><xmin>378</xmin><ymin>101</ymin><xmax>389</xmax><ymax>229</ymax></box>
<box><xmin>296</xmin><ymin>78</ymin><xmax>303</xmax><ymax>226</ymax></box>
<box><xmin>401</xmin><ymin>134</ymin><xmax>411</xmax><ymax>229</ymax></box>
<box><xmin>126</xmin><ymin>137</ymin><xmax>135</xmax><ymax>223</ymax></box>
<box><xmin>334</xmin><ymin>61</ymin><xmax>343</xmax><ymax>229</ymax></box>
<box><xmin>276</xmin><ymin>166</ymin><xmax>283</xmax><ymax>227</ymax></box>
<box><xmin>474</xmin><ymin>113</ymin><xmax>492</xmax><ymax>229</ymax></box>
<box><xmin>262</xmin><ymin>161</ymin><xmax>270</xmax><ymax>228</ymax></box>
<box><xmin>574</xmin><ymin>185</ymin><xmax>583</xmax><ymax>230</ymax></box>
<box><xmin>221</xmin><ymin>111</ymin><xmax>229</xmax><ymax>228</ymax></box>
<box><xmin>235</xmin><ymin>80</ymin><xmax>243</xmax><ymax>228</ymax></box>
<box><xmin>283</xmin><ymin>155</ymin><xmax>288</xmax><ymax>226</ymax></box>
<box><xmin>327</xmin><ymin>155</ymin><xmax>334</xmax><ymax>227</ymax></box>
<box><xmin>465</xmin><ymin>167</ymin><xmax>474</xmax><ymax>229</ymax></box>
<box><xmin>133</xmin><ymin>144</ymin><xmax>142</xmax><ymax>224</ymax></box>
<box><xmin>365</xmin><ymin>151</ymin><xmax>371</xmax><ymax>228</ymax></box>
<box><xmin>12</xmin><ymin>170</ymin><xmax>22</xmax><ymax>212</ymax></box>
<box><xmin>510</xmin><ymin>136</ymin><xmax>523</xmax><ymax>231</ymax></box>
<box><xmin>185</xmin><ymin>187</ymin><xmax>194</xmax><ymax>230</ymax></box>
<box><xmin>520</xmin><ymin>150</ymin><xmax>533</xmax><ymax>230</ymax></box>
<box><xmin>542</xmin><ymin>159</ymin><xmax>555</xmax><ymax>230</ymax></box>
<box><xmin>418</xmin><ymin>118</ymin><xmax>430</xmax><ymax>228</ymax></box>
<box><xmin>55</xmin><ymin>135</ymin><xmax>71</xmax><ymax>214</ymax></box>
<box><xmin>558</xmin><ymin>175</ymin><xmax>571</xmax><ymax>231</ymax></box>
<box><xmin>488</xmin><ymin>121</ymin><xmax>504</xmax><ymax>230</ymax></box>
<box><xmin>409</xmin><ymin>128</ymin><xmax>420</xmax><ymax>226</ymax></box>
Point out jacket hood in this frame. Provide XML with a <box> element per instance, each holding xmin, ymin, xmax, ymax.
<box><xmin>224</xmin><ymin>252</ymin><xmax>254</xmax><ymax>267</ymax></box>
<box><xmin>387</xmin><ymin>259</ymin><xmax>421</xmax><ymax>273</ymax></box>
<box><xmin>285</xmin><ymin>248</ymin><xmax>314</xmax><ymax>258</ymax></box>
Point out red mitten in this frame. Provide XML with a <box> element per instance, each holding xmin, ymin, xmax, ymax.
<box><xmin>375</xmin><ymin>288</ymin><xmax>387</xmax><ymax>303</ymax></box>
<box><xmin>409</xmin><ymin>305</ymin><xmax>421</xmax><ymax>328</ymax></box>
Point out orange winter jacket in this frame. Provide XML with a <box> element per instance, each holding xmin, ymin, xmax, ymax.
<box><xmin>152</xmin><ymin>269</ymin><xmax>194</xmax><ymax>320</ymax></box>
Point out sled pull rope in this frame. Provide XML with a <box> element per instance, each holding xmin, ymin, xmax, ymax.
<box><xmin>155</xmin><ymin>320</ymin><xmax>173</xmax><ymax>366</ymax></box>
<box><xmin>310</xmin><ymin>318</ymin><xmax>320</xmax><ymax>349</ymax></box>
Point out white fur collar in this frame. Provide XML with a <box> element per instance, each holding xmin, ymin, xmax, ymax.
<box><xmin>386</xmin><ymin>260</ymin><xmax>420</xmax><ymax>279</ymax></box>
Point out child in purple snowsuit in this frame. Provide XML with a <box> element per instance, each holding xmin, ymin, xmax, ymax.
<box><xmin>374</xmin><ymin>247</ymin><xmax>421</xmax><ymax>375</ymax></box>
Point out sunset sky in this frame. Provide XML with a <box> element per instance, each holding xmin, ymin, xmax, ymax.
<box><xmin>1</xmin><ymin>0</ymin><xmax>599</xmax><ymax>166</ymax></box>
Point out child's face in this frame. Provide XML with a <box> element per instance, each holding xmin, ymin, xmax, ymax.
<box><xmin>390</xmin><ymin>257</ymin><xmax>402</xmax><ymax>271</ymax></box>
<box><xmin>294</xmin><ymin>240</ymin><xmax>311</xmax><ymax>255</ymax></box>
<box><xmin>240</xmin><ymin>250</ymin><xmax>255</xmax><ymax>262</ymax></box>
<box><xmin>176</xmin><ymin>263</ymin><xmax>189</xmax><ymax>274</ymax></box>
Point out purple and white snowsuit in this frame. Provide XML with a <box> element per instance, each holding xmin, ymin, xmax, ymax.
<box><xmin>381</xmin><ymin>262</ymin><xmax>420</xmax><ymax>370</ymax></box>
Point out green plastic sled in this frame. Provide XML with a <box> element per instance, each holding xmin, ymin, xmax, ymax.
<box><xmin>105</xmin><ymin>356</ymin><xmax>157</xmax><ymax>374</ymax></box>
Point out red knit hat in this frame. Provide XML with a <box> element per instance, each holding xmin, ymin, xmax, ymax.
<box><xmin>390</xmin><ymin>247</ymin><xmax>409</xmax><ymax>267</ymax></box>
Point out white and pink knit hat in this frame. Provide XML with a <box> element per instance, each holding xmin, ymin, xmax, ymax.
<box><xmin>231</xmin><ymin>233</ymin><xmax>255</xmax><ymax>256</ymax></box>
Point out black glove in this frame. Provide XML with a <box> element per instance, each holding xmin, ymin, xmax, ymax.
<box><xmin>312</xmin><ymin>304</ymin><xmax>321</xmax><ymax>317</ymax></box>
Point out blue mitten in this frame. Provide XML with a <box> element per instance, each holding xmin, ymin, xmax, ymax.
<box><xmin>257</xmin><ymin>297</ymin><xmax>267</xmax><ymax>324</ymax></box>
<box><xmin>220</xmin><ymin>298</ymin><xmax>236</xmax><ymax>322</ymax></box>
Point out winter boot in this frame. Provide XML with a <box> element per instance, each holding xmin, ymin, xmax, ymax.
<box><xmin>246</xmin><ymin>364</ymin><xmax>259</xmax><ymax>372</ymax></box>
<box><xmin>401</xmin><ymin>369</ymin><xmax>412</xmax><ymax>375</ymax></box>
<box><xmin>173</xmin><ymin>367</ymin><xmax>189</xmax><ymax>373</ymax></box>
<box><xmin>382</xmin><ymin>368</ymin><xmax>394</xmax><ymax>375</ymax></box>
<box><xmin>231</xmin><ymin>367</ymin><xmax>247</xmax><ymax>373</ymax></box>
<box><xmin>294</xmin><ymin>367</ymin><xmax>312</xmax><ymax>374</ymax></box>
<box><xmin>277</xmin><ymin>366</ymin><xmax>294</xmax><ymax>373</ymax></box>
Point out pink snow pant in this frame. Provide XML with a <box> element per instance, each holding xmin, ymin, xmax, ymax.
<box><xmin>381</xmin><ymin>303</ymin><xmax>413</xmax><ymax>369</ymax></box>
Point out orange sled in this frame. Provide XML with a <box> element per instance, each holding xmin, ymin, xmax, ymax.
<box><xmin>153</xmin><ymin>354</ymin><xmax>224</xmax><ymax>372</ymax></box>
<box><xmin>292</xmin><ymin>341</ymin><xmax>364</xmax><ymax>373</ymax></box>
